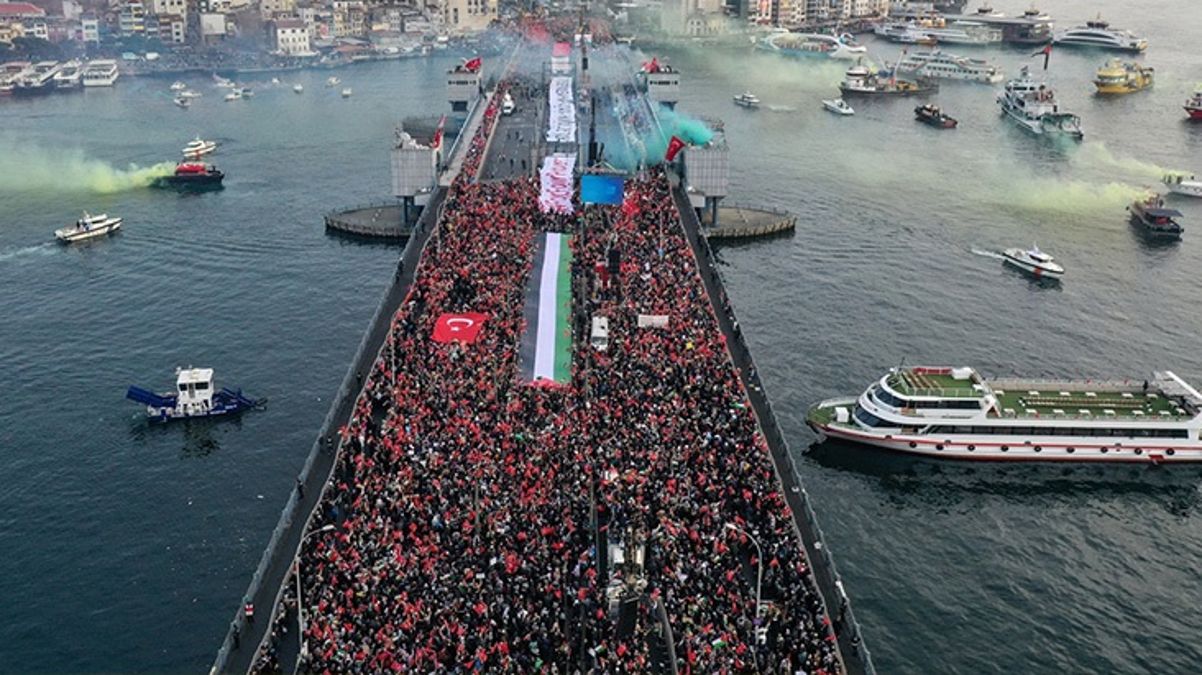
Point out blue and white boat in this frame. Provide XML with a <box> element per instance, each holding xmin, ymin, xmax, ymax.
<box><xmin>757</xmin><ymin>31</ymin><xmax>867</xmax><ymax>60</ymax></box>
<box><xmin>126</xmin><ymin>367</ymin><xmax>260</xmax><ymax>423</ymax></box>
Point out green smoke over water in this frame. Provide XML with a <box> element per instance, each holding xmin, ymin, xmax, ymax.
<box><xmin>641</xmin><ymin>107</ymin><xmax>715</xmax><ymax>165</ymax></box>
<box><xmin>0</xmin><ymin>142</ymin><xmax>175</xmax><ymax>194</ymax></box>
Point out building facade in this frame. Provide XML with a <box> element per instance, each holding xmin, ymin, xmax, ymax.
<box><xmin>271</xmin><ymin>17</ymin><xmax>309</xmax><ymax>54</ymax></box>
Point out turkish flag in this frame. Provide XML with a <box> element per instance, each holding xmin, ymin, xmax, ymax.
<box><xmin>463</xmin><ymin>56</ymin><xmax>482</xmax><ymax>73</ymax></box>
<box><xmin>433</xmin><ymin>313</ymin><xmax>487</xmax><ymax>343</ymax></box>
<box><xmin>664</xmin><ymin>135</ymin><xmax>686</xmax><ymax>162</ymax></box>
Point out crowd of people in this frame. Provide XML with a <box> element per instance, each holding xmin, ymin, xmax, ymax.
<box><xmin>250</xmin><ymin>70</ymin><xmax>841</xmax><ymax>673</ymax></box>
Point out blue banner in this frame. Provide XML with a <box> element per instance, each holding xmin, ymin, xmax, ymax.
<box><xmin>580</xmin><ymin>174</ymin><xmax>625</xmax><ymax>205</ymax></box>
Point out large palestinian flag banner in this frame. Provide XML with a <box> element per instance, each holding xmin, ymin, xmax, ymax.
<box><xmin>520</xmin><ymin>232</ymin><xmax>573</xmax><ymax>385</ymax></box>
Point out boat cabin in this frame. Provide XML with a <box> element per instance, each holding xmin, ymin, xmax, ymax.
<box><xmin>177</xmin><ymin>367</ymin><xmax>215</xmax><ymax>410</ymax></box>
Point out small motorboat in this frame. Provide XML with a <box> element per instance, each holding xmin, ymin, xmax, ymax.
<box><xmin>1128</xmin><ymin>193</ymin><xmax>1184</xmax><ymax>239</ymax></box>
<box><xmin>1186</xmin><ymin>89</ymin><xmax>1202</xmax><ymax>120</ymax></box>
<box><xmin>152</xmin><ymin>162</ymin><xmax>225</xmax><ymax>190</ymax></box>
<box><xmin>55</xmin><ymin>212</ymin><xmax>122</xmax><ymax>243</ymax></box>
<box><xmin>213</xmin><ymin>74</ymin><xmax>235</xmax><ymax>88</ymax></box>
<box><xmin>271</xmin><ymin>77</ymin><xmax>280</xmax><ymax>84</ymax></box>
<box><xmin>182</xmin><ymin>136</ymin><xmax>217</xmax><ymax>158</ymax></box>
<box><xmin>169</xmin><ymin>80</ymin><xmax>186</xmax><ymax>91</ymax></box>
<box><xmin>174</xmin><ymin>96</ymin><xmax>190</xmax><ymax>109</ymax></box>
<box><xmin>341</xmin><ymin>87</ymin><xmax>353</xmax><ymax>98</ymax></box>
<box><xmin>733</xmin><ymin>91</ymin><xmax>760</xmax><ymax>108</ymax></box>
<box><xmin>327</xmin><ymin>76</ymin><xmax>341</xmax><ymax>87</ymax></box>
<box><xmin>822</xmin><ymin>98</ymin><xmax>854</xmax><ymax>115</ymax></box>
<box><xmin>915</xmin><ymin>103</ymin><xmax>957</xmax><ymax>128</ymax></box>
<box><xmin>1002</xmin><ymin>245</ymin><xmax>1064</xmax><ymax>279</ymax></box>
<box><xmin>224</xmin><ymin>90</ymin><xmax>241</xmax><ymax>102</ymax></box>
<box><xmin>126</xmin><ymin>367</ymin><xmax>260</xmax><ymax>423</ymax></box>
<box><xmin>237</xmin><ymin>86</ymin><xmax>254</xmax><ymax>98</ymax></box>
<box><xmin>1163</xmin><ymin>173</ymin><xmax>1202</xmax><ymax>198</ymax></box>
<box><xmin>293</xmin><ymin>83</ymin><xmax>304</xmax><ymax>93</ymax></box>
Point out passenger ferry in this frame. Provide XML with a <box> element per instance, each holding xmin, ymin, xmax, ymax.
<box><xmin>1093</xmin><ymin>59</ymin><xmax>1153</xmax><ymax>94</ymax></box>
<box><xmin>875</xmin><ymin>20</ymin><xmax>1003</xmax><ymax>46</ymax></box>
<box><xmin>82</xmin><ymin>60</ymin><xmax>119</xmax><ymax>87</ymax></box>
<box><xmin>0</xmin><ymin>61</ymin><xmax>31</xmax><ymax>95</ymax></box>
<box><xmin>757</xmin><ymin>31</ymin><xmax>867</xmax><ymax>60</ymax></box>
<box><xmin>1054</xmin><ymin>16</ymin><xmax>1146</xmax><ymax>52</ymax></box>
<box><xmin>53</xmin><ymin>60</ymin><xmax>84</xmax><ymax>90</ymax></box>
<box><xmin>13</xmin><ymin>61</ymin><xmax>61</xmax><ymax>96</ymax></box>
<box><xmin>998</xmin><ymin>66</ymin><xmax>1083</xmax><ymax>139</ymax></box>
<box><xmin>807</xmin><ymin>367</ymin><xmax>1202</xmax><ymax>463</ymax></box>
<box><xmin>895</xmin><ymin>50</ymin><xmax>1003</xmax><ymax>84</ymax></box>
<box><xmin>1162</xmin><ymin>174</ymin><xmax>1202</xmax><ymax>198</ymax></box>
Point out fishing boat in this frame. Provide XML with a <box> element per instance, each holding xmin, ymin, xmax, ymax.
<box><xmin>840</xmin><ymin>63</ymin><xmax>937</xmax><ymax>97</ymax></box>
<box><xmin>1162</xmin><ymin>174</ymin><xmax>1202</xmax><ymax>198</ymax></box>
<box><xmin>1001</xmin><ymin>245</ymin><xmax>1063</xmax><ymax>279</ymax></box>
<box><xmin>54</xmin><ymin>212</ymin><xmax>122</xmax><ymax>243</ymax></box>
<box><xmin>1093</xmin><ymin>59</ymin><xmax>1153</xmax><ymax>94</ymax></box>
<box><xmin>1054</xmin><ymin>16</ymin><xmax>1147</xmax><ymax>52</ymax></box>
<box><xmin>998</xmin><ymin>66</ymin><xmax>1083</xmax><ymax>139</ymax></box>
<box><xmin>823</xmin><ymin>98</ymin><xmax>854</xmax><ymax>115</ymax></box>
<box><xmin>1185</xmin><ymin>89</ymin><xmax>1202</xmax><ymax>120</ymax></box>
<box><xmin>1128</xmin><ymin>193</ymin><xmax>1183</xmax><ymax>239</ymax></box>
<box><xmin>182</xmin><ymin>137</ymin><xmax>217</xmax><ymax>158</ymax></box>
<box><xmin>733</xmin><ymin>91</ymin><xmax>761</xmax><ymax>108</ymax></box>
<box><xmin>152</xmin><ymin>162</ymin><xmax>225</xmax><ymax>190</ymax></box>
<box><xmin>806</xmin><ymin>366</ymin><xmax>1202</xmax><ymax>463</ymax></box>
<box><xmin>915</xmin><ymin>104</ymin><xmax>957</xmax><ymax>128</ymax></box>
<box><xmin>126</xmin><ymin>368</ymin><xmax>260</xmax><ymax>423</ymax></box>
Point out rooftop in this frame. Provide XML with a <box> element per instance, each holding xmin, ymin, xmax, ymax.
<box><xmin>888</xmin><ymin>367</ymin><xmax>984</xmax><ymax>398</ymax></box>
<box><xmin>993</xmin><ymin>387</ymin><xmax>1194</xmax><ymax>420</ymax></box>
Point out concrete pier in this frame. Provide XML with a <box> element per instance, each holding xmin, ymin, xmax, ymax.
<box><xmin>702</xmin><ymin>204</ymin><xmax>797</xmax><ymax>240</ymax></box>
<box><xmin>323</xmin><ymin>203</ymin><xmax>413</xmax><ymax>239</ymax></box>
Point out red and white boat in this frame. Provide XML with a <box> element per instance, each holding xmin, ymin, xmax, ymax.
<box><xmin>1186</xmin><ymin>90</ymin><xmax>1202</xmax><ymax>120</ymax></box>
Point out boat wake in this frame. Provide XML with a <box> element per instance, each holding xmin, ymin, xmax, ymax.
<box><xmin>766</xmin><ymin>104</ymin><xmax>796</xmax><ymax>112</ymax></box>
<box><xmin>971</xmin><ymin>247</ymin><xmax>1005</xmax><ymax>261</ymax></box>
<box><xmin>0</xmin><ymin>242</ymin><xmax>54</xmax><ymax>263</ymax></box>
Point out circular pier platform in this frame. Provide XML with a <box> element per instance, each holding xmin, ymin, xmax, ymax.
<box><xmin>324</xmin><ymin>203</ymin><xmax>412</xmax><ymax>239</ymax></box>
<box><xmin>702</xmin><ymin>204</ymin><xmax>796</xmax><ymax>240</ymax></box>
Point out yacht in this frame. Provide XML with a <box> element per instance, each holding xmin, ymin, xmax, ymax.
<box><xmin>875</xmin><ymin>20</ymin><xmax>1003</xmax><ymax>46</ymax></box>
<box><xmin>1093</xmin><ymin>59</ymin><xmax>1153</xmax><ymax>94</ymax></box>
<box><xmin>1002</xmin><ymin>245</ymin><xmax>1063</xmax><ymax>279</ymax></box>
<box><xmin>182</xmin><ymin>137</ymin><xmax>217</xmax><ymax>158</ymax></box>
<box><xmin>82</xmin><ymin>60</ymin><xmax>119</xmax><ymax>87</ymax></box>
<box><xmin>896</xmin><ymin>50</ymin><xmax>1003</xmax><ymax>84</ymax></box>
<box><xmin>1185</xmin><ymin>89</ymin><xmax>1202</xmax><ymax>120</ymax></box>
<box><xmin>52</xmin><ymin>60</ymin><xmax>84</xmax><ymax>90</ymax></box>
<box><xmin>213</xmin><ymin>74</ymin><xmax>236</xmax><ymax>88</ymax></box>
<box><xmin>1054</xmin><ymin>16</ymin><xmax>1147</xmax><ymax>52</ymax></box>
<box><xmin>733</xmin><ymin>91</ymin><xmax>761</xmax><ymax>108</ymax></box>
<box><xmin>757</xmin><ymin>31</ymin><xmax>868</xmax><ymax>60</ymax></box>
<box><xmin>823</xmin><ymin>98</ymin><xmax>855</xmax><ymax>115</ymax></box>
<box><xmin>55</xmin><ymin>212</ymin><xmax>122</xmax><ymax>243</ymax></box>
<box><xmin>840</xmin><ymin>63</ymin><xmax>938</xmax><ymax>96</ymax></box>
<box><xmin>1162</xmin><ymin>174</ymin><xmax>1202</xmax><ymax>198</ymax></box>
<box><xmin>807</xmin><ymin>367</ymin><xmax>1202</xmax><ymax>463</ymax></box>
<box><xmin>997</xmin><ymin>66</ymin><xmax>1083</xmax><ymax>139</ymax></box>
<box><xmin>1128</xmin><ymin>193</ymin><xmax>1183</xmax><ymax>239</ymax></box>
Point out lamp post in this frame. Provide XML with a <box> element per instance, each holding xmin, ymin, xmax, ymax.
<box><xmin>297</xmin><ymin>524</ymin><xmax>336</xmax><ymax>662</ymax></box>
<box><xmin>723</xmin><ymin>523</ymin><xmax>763</xmax><ymax>621</ymax></box>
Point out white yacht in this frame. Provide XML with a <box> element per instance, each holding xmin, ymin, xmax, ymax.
<box><xmin>733</xmin><ymin>91</ymin><xmax>761</xmax><ymax>108</ymax></box>
<box><xmin>293</xmin><ymin>83</ymin><xmax>304</xmax><ymax>93</ymax></box>
<box><xmin>807</xmin><ymin>367</ymin><xmax>1202</xmax><ymax>464</ymax></box>
<box><xmin>53</xmin><ymin>60</ymin><xmax>84</xmax><ymax>90</ymax></box>
<box><xmin>1054</xmin><ymin>17</ymin><xmax>1147</xmax><ymax>52</ymax></box>
<box><xmin>82</xmin><ymin>60</ymin><xmax>119</xmax><ymax>87</ymax></box>
<box><xmin>895</xmin><ymin>50</ymin><xmax>1003</xmax><ymax>84</ymax></box>
<box><xmin>224</xmin><ymin>90</ymin><xmax>242</xmax><ymax>102</ymax></box>
<box><xmin>998</xmin><ymin>66</ymin><xmax>1083</xmax><ymax>139</ymax></box>
<box><xmin>822</xmin><ymin>98</ymin><xmax>854</xmax><ymax>115</ymax></box>
<box><xmin>1163</xmin><ymin>174</ymin><xmax>1202</xmax><ymax>198</ymax></box>
<box><xmin>182</xmin><ymin>137</ymin><xmax>217</xmax><ymax>158</ymax></box>
<box><xmin>875</xmin><ymin>20</ymin><xmax>1002</xmax><ymax>46</ymax></box>
<box><xmin>758</xmin><ymin>31</ymin><xmax>868</xmax><ymax>60</ymax></box>
<box><xmin>55</xmin><ymin>212</ymin><xmax>122</xmax><ymax>243</ymax></box>
<box><xmin>1002</xmin><ymin>245</ymin><xmax>1064</xmax><ymax>279</ymax></box>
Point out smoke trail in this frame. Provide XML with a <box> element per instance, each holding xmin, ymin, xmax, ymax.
<box><xmin>0</xmin><ymin>141</ymin><xmax>174</xmax><ymax>194</ymax></box>
<box><xmin>1072</xmin><ymin>142</ymin><xmax>1180</xmax><ymax>181</ymax></box>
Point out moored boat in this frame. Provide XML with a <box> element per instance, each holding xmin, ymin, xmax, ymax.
<box><xmin>54</xmin><ymin>212</ymin><xmax>122</xmax><ymax>243</ymax></box>
<box><xmin>915</xmin><ymin>103</ymin><xmax>957</xmax><ymax>128</ymax></box>
<box><xmin>1093</xmin><ymin>59</ymin><xmax>1153</xmax><ymax>94</ymax></box>
<box><xmin>326</xmin><ymin>76</ymin><xmax>341</xmax><ymax>87</ymax></box>
<box><xmin>807</xmin><ymin>366</ymin><xmax>1202</xmax><ymax>463</ymax></box>
<box><xmin>52</xmin><ymin>60</ymin><xmax>83</xmax><ymax>90</ymax></box>
<box><xmin>823</xmin><ymin>98</ymin><xmax>854</xmax><ymax>115</ymax></box>
<box><xmin>341</xmin><ymin>87</ymin><xmax>353</xmax><ymax>98</ymax></box>
<box><xmin>170</xmin><ymin>80</ymin><xmax>186</xmax><ymax>91</ymax></box>
<box><xmin>1162</xmin><ymin>174</ymin><xmax>1202</xmax><ymax>198</ymax></box>
<box><xmin>1128</xmin><ymin>193</ymin><xmax>1183</xmax><ymax>239</ymax></box>
<box><xmin>82</xmin><ymin>59</ymin><xmax>119</xmax><ymax>87</ymax></box>
<box><xmin>174</xmin><ymin>96</ymin><xmax>190</xmax><ymax>108</ymax></box>
<box><xmin>1002</xmin><ymin>245</ymin><xmax>1063</xmax><ymax>278</ymax></box>
<box><xmin>126</xmin><ymin>367</ymin><xmax>260</xmax><ymax>423</ymax></box>
<box><xmin>293</xmin><ymin>83</ymin><xmax>304</xmax><ymax>93</ymax></box>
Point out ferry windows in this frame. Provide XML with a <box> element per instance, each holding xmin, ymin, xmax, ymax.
<box><xmin>853</xmin><ymin>406</ymin><xmax>888</xmax><ymax>428</ymax></box>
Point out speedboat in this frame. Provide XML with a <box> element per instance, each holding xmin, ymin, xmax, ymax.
<box><xmin>341</xmin><ymin>87</ymin><xmax>353</xmax><ymax>98</ymax></box>
<box><xmin>822</xmin><ymin>98</ymin><xmax>854</xmax><ymax>115</ymax></box>
<box><xmin>152</xmin><ymin>162</ymin><xmax>225</xmax><ymax>190</ymax></box>
<box><xmin>1128</xmin><ymin>193</ymin><xmax>1183</xmax><ymax>239</ymax></box>
<box><xmin>224</xmin><ymin>90</ymin><xmax>241</xmax><ymax>102</ymax></box>
<box><xmin>1163</xmin><ymin>174</ymin><xmax>1202</xmax><ymax>198</ymax></box>
<box><xmin>55</xmin><ymin>212</ymin><xmax>122</xmax><ymax>243</ymax></box>
<box><xmin>178</xmin><ymin>89</ymin><xmax>202</xmax><ymax>99</ymax></box>
<box><xmin>182</xmin><ymin>137</ymin><xmax>217</xmax><ymax>158</ymax></box>
<box><xmin>998</xmin><ymin>66</ymin><xmax>1083</xmax><ymax>139</ymax></box>
<box><xmin>174</xmin><ymin>96</ymin><xmax>190</xmax><ymax>108</ymax></box>
<box><xmin>733</xmin><ymin>91</ymin><xmax>760</xmax><ymax>108</ymax></box>
<box><xmin>170</xmin><ymin>80</ymin><xmax>186</xmax><ymax>91</ymax></box>
<box><xmin>293</xmin><ymin>83</ymin><xmax>304</xmax><ymax>93</ymax></box>
<box><xmin>1054</xmin><ymin>16</ymin><xmax>1147</xmax><ymax>52</ymax></box>
<box><xmin>915</xmin><ymin>104</ymin><xmax>957</xmax><ymax>128</ymax></box>
<box><xmin>1002</xmin><ymin>245</ymin><xmax>1063</xmax><ymax>279</ymax></box>
<box><xmin>236</xmin><ymin>86</ymin><xmax>254</xmax><ymax>98</ymax></box>
<box><xmin>126</xmin><ymin>367</ymin><xmax>260</xmax><ymax>423</ymax></box>
<box><xmin>327</xmin><ymin>76</ymin><xmax>341</xmax><ymax>87</ymax></box>
<box><xmin>1186</xmin><ymin>90</ymin><xmax>1202</xmax><ymax>120</ymax></box>
<box><xmin>1093</xmin><ymin>59</ymin><xmax>1153</xmax><ymax>94</ymax></box>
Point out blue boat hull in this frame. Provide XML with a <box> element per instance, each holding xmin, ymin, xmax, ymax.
<box><xmin>126</xmin><ymin>386</ymin><xmax>259</xmax><ymax>423</ymax></box>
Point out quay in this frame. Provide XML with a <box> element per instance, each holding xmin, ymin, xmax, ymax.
<box><xmin>324</xmin><ymin>203</ymin><xmax>412</xmax><ymax>240</ymax></box>
<box><xmin>215</xmin><ymin>29</ymin><xmax>872</xmax><ymax>675</ymax></box>
<box><xmin>702</xmin><ymin>204</ymin><xmax>797</xmax><ymax>240</ymax></box>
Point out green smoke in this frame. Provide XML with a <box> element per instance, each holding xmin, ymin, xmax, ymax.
<box><xmin>643</xmin><ymin>107</ymin><xmax>715</xmax><ymax>164</ymax></box>
<box><xmin>0</xmin><ymin>141</ymin><xmax>175</xmax><ymax>194</ymax></box>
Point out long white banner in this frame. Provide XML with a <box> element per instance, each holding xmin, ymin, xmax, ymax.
<box><xmin>539</xmin><ymin>153</ymin><xmax>576</xmax><ymax>214</ymax></box>
<box><xmin>546</xmin><ymin>76</ymin><xmax>577</xmax><ymax>144</ymax></box>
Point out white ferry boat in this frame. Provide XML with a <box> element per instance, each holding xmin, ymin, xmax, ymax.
<box><xmin>53</xmin><ymin>60</ymin><xmax>84</xmax><ymax>90</ymax></box>
<box><xmin>1054</xmin><ymin>16</ymin><xmax>1147</xmax><ymax>53</ymax></box>
<box><xmin>55</xmin><ymin>212</ymin><xmax>122</xmax><ymax>243</ymax></box>
<box><xmin>875</xmin><ymin>20</ymin><xmax>1002</xmax><ymax>46</ymax></box>
<box><xmin>757</xmin><ymin>31</ymin><xmax>867</xmax><ymax>60</ymax></box>
<box><xmin>1163</xmin><ymin>174</ymin><xmax>1202</xmax><ymax>198</ymax></box>
<box><xmin>1002</xmin><ymin>245</ymin><xmax>1063</xmax><ymax>279</ymax></box>
<box><xmin>807</xmin><ymin>367</ymin><xmax>1202</xmax><ymax>463</ymax></box>
<box><xmin>895</xmin><ymin>50</ymin><xmax>1003</xmax><ymax>84</ymax></box>
<box><xmin>998</xmin><ymin>66</ymin><xmax>1083</xmax><ymax>139</ymax></box>
<box><xmin>82</xmin><ymin>60</ymin><xmax>119</xmax><ymax>87</ymax></box>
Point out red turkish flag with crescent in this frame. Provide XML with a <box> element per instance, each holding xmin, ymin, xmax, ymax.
<box><xmin>463</xmin><ymin>56</ymin><xmax>482</xmax><ymax>73</ymax></box>
<box><xmin>433</xmin><ymin>313</ymin><xmax>487</xmax><ymax>343</ymax></box>
<box><xmin>664</xmin><ymin>135</ymin><xmax>686</xmax><ymax>162</ymax></box>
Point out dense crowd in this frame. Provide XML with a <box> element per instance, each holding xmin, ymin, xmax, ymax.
<box><xmin>250</xmin><ymin>77</ymin><xmax>840</xmax><ymax>672</ymax></box>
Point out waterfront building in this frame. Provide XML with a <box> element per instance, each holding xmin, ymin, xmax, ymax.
<box><xmin>435</xmin><ymin>0</ymin><xmax>494</xmax><ymax>34</ymax></box>
<box><xmin>77</xmin><ymin>12</ymin><xmax>97</xmax><ymax>43</ymax></box>
<box><xmin>271</xmin><ymin>16</ymin><xmax>310</xmax><ymax>54</ymax></box>
<box><xmin>259</xmin><ymin>0</ymin><xmax>294</xmax><ymax>19</ymax></box>
<box><xmin>661</xmin><ymin>0</ymin><xmax>729</xmax><ymax>36</ymax></box>
<box><xmin>118</xmin><ymin>0</ymin><xmax>145</xmax><ymax>35</ymax></box>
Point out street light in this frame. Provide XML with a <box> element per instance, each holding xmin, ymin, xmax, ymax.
<box><xmin>723</xmin><ymin>522</ymin><xmax>763</xmax><ymax>622</ymax></box>
<box><xmin>297</xmin><ymin>524</ymin><xmax>336</xmax><ymax>662</ymax></box>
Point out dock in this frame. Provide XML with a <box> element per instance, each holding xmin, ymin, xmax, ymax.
<box><xmin>323</xmin><ymin>202</ymin><xmax>413</xmax><ymax>239</ymax></box>
<box><xmin>702</xmin><ymin>204</ymin><xmax>797</xmax><ymax>240</ymax></box>
<box><xmin>213</xmin><ymin>30</ymin><xmax>872</xmax><ymax>675</ymax></box>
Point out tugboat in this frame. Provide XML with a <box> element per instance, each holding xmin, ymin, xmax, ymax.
<box><xmin>822</xmin><ymin>98</ymin><xmax>855</xmax><ymax>115</ymax></box>
<box><xmin>1002</xmin><ymin>244</ymin><xmax>1063</xmax><ymax>279</ymax></box>
<box><xmin>839</xmin><ymin>63</ymin><xmax>937</xmax><ymax>97</ymax></box>
<box><xmin>915</xmin><ymin>104</ymin><xmax>958</xmax><ymax>128</ymax></box>
<box><xmin>733</xmin><ymin>91</ymin><xmax>761</xmax><ymax>108</ymax></box>
<box><xmin>54</xmin><ymin>212</ymin><xmax>122</xmax><ymax>243</ymax></box>
<box><xmin>182</xmin><ymin>137</ymin><xmax>216</xmax><ymax>158</ymax></box>
<box><xmin>126</xmin><ymin>367</ymin><xmax>260</xmax><ymax>423</ymax></box>
<box><xmin>152</xmin><ymin>162</ymin><xmax>225</xmax><ymax>190</ymax></box>
<box><xmin>1163</xmin><ymin>174</ymin><xmax>1202</xmax><ymax>198</ymax></box>
<box><xmin>1093</xmin><ymin>59</ymin><xmax>1153</xmax><ymax>95</ymax></box>
<box><xmin>998</xmin><ymin>66</ymin><xmax>1083</xmax><ymax>139</ymax></box>
<box><xmin>1185</xmin><ymin>89</ymin><xmax>1202</xmax><ymax>120</ymax></box>
<box><xmin>1128</xmin><ymin>193</ymin><xmax>1183</xmax><ymax>240</ymax></box>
